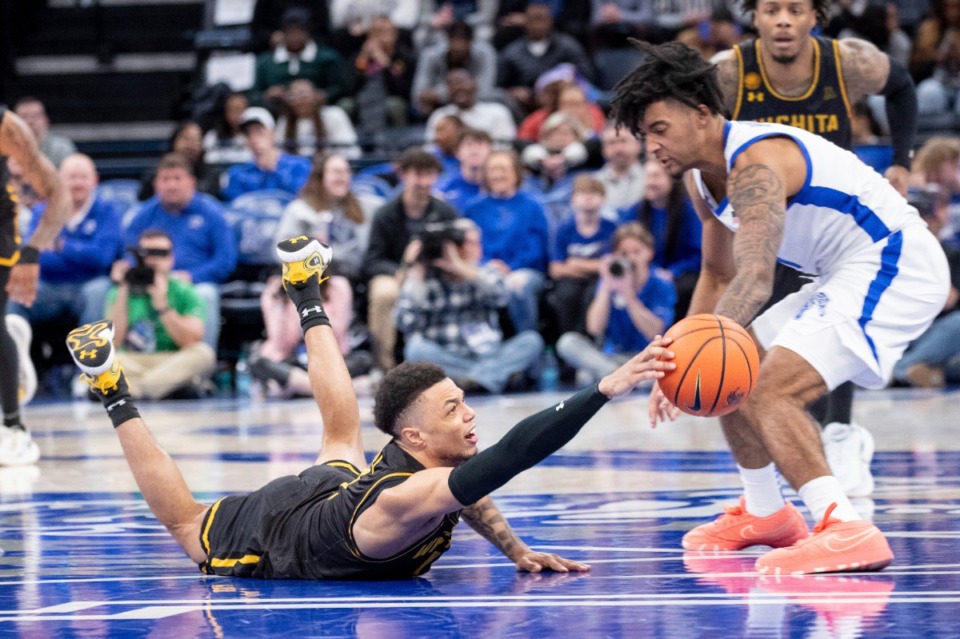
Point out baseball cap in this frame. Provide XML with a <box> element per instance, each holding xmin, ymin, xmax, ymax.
<box><xmin>239</xmin><ymin>106</ymin><xmax>275</xmax><ymax>132</ymax></box>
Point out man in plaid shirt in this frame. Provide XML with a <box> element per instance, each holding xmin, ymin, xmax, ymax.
<box><xmin>395</xmin><ymin>219</ymin><xmax>543</xmax><ymax>393</ymax></box>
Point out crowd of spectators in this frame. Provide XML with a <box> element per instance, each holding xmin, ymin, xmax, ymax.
<box><xmin>7</xmin><ymin>0</ymin><xmax>960</xmax><ymax>399</ymax></box>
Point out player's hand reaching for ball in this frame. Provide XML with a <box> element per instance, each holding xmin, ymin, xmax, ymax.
<box><xmin>598</xmin><ymin>336</ymin><xmax>674</xmax><ymax>399</ymax></box>
<box><xmin>648</xmin><ymin>383</ymin><xmax>681</xmax><ymax>428</ymax></box>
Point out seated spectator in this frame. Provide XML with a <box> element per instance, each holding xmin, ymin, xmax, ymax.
<box><xmin>521</xmin><ymin>111</ymin><xmax>590</xmax><ymax>184</ymax></box>
<box><xmin>675</xmin><ymin>5</ymin><xmax>743</xmax><ymax>60</ymax></box>
<box><xmin>594</xmin><ymin>124</ymin><xmax>645</xmax><ymax>210</ymax></box>
<box><xmin>497</xmin><ymin>2</ymin><xmax>594</xmax><ymax>115</ymax></box>
<box><xmin>464</xmin><ymin>149</ymin><xmax>549</xmax><ymax>333</ymax></box>
<box><xmin>328</xmin><ymin>0</ymin><xmax>420</xmax><ymax>58</ymax></box>
<box><xmin>222</xmin><ymin>107</ymin><xmax>312</xmax><ymax>201</ymax></box>
<box><xmin>431</xmin><ymin>114</ymin><xmax>465</xmax><ymax>177</ymax></box>
<box><xmin>545</xmin><ymin>175</ymin><xmax>618</xmax><ymax>338</ymax></box>
<box><xmin>140</xmin><ymin>121</ymin><xmax>220</xmax><ymax>201</ymax></box>
<box><xmin>396</xmin><ymin>218</ymin><xmax>543</xmax><ymax>393</ymax></box>
<box><xmin>251</xmin><ymin>7</ymin><xmax>348</xmax><ymax>109</ymax></box>
<box><xmin>125</xmin><ymin>153</ymin><xmax>237</xmax><ymax>352</ymax></box>
<box><xmin>203</xmin><ymin>92</ymin><xmax>254</xmax><ymax>165</ymax></box>
<box><xmin>363</xmin><ymin>149</ymin><xmax>459</xmax><ymax>371</ymax></box>
<box><xmin>618</xmin><ymin>158</ymin><xmax>702</xmax><ymax>318</ymax></box>
<box><xmin>8</xmin><ymin>154</ymin><xmax>121</xmax><ymax>332</ymax></box>
<box><xmin>436</xmin><ymin>128</ymin><xmax>493</xmax><ymax>213</ymax></box>
<box><xmin>249</xmin><ymin>274</ymin><xmax>373</xmax><ymax>396</ymax></box>
<box><xmin>274</xmin><ymin>152</ymin><xmax>382</xmax><ymax>284</ymax></box>
<box><xmin>426</xmin><ymin>69</ymin><xmax>517</xmax><ymax>147</ymax></box>
<box><xmin>105</xmin><ymin>229</ymin><xmax>217</xmax><ymax>399</ymax></box>
<box><xmin>14</xmin><ymin>97</ymin><xmax>77</xmax><ymax>167</ymax></box>
<box><xmin>891</xmin><ymin>189</ymin><xmax>960</xmax><ymax>387</ymax></box>
<box><xmin>518</xmin><ymin>80</ymin><xmax>605</xmax><ymax>142</ymax></box>
<box><xmin>910</xmin><ymin>136</ymin><xmax>960</xmax><ymax>243</ymax></box>
<box><xmin>275</xmin><ymin>79</ymin><xmax>360</xmax><ymax>159</ymax></box>
<box><xmin>556</xmin><ymin>222</ymin><xmax>676</xmax><ymax>383</ymax></box>
<box><xmin>414</xmin><ymin>1</ymin><xmax>498</xmax><ymax>50</ymax></box>
<box><xmin>412</xmin><ymin>20</ymin><xmax>498</xmax><ymax>117</ymax></box>
<box><xmin>343</xmin><ymin>15</ymin><xmax>417</xmax><ymax>135</ymax></box>
<box><xmin>910</xmin><ymin>0</ymin><xmax>960</xmax><ymax>116</ymax></box>
<box><xmin>249</xmin><ymin>0</ymin><xmax>330</xmax><ymax>53</ymax></box>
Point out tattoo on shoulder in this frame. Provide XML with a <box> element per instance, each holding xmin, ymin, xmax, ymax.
<box><xmin>839</xmin><ymin>38</ymin><xmax>889</xmax><ymax>100</ymax></box>
<box><xmin>714</xmin><ymin>55</ymin><xmax>740</xmax><ymax>113</ymax></box>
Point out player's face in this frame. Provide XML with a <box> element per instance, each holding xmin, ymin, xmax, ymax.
<box><xmin>753</xmin><ymin>0</ymin><xmax>818</xmax><ymax>64</ymax></box>
<box><xmin>639</xmin><ymin>100</ymin><xmax>702</xmax><ymax>178</ymax></box>
<box><xmin>417</xmin><ymin>379</ymin><xmax>479</xmax><ymax>466</ymax></box>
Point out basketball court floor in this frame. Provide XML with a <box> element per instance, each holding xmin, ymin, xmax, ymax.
<box><xmin>1</xmin><ymin>385</ymin><xmax>958</xmax><ymax>638</ymax></box>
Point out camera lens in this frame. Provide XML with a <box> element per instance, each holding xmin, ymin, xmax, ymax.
<box><xmin>608</xmin><ymin>260</ymin><xmax>625</xmax><ymax>277</ymax></box>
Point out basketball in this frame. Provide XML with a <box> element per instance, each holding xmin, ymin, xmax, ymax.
<box><xmin>657</xmin><ymin>314</ymin><xmax>760</xmax><ymax>417</ymax></box>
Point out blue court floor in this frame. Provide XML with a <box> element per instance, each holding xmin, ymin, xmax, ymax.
<box><xmin>0</xmin><ymin>387</ymin><xmax>958</xmax><ymax>638</ymax></box>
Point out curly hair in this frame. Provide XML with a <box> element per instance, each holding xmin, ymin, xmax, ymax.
<box><xmin>373</xmin><ymin>361</ymin><xmax>449</xmax><ymax>436</ymax></box>
<box><xmin>740</xmin><ymin>0</ymin><xmax>831</xmax><ymax>26</ymax></box>
<box><xmin>610</xmin><ymin>40</ymin><xmax>725</xmax><ymax>138</ymax></box>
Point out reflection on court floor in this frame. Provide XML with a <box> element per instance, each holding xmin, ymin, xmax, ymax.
<box><xmin>0</xmin><ymin>389</ymin><xmax>958</xmax><ymax>638</ymax></box>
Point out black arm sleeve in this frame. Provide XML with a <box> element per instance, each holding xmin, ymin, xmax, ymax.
<box><xmin>881</xmin><ymin>59</ymin><xmax>917</xmax><ymax>169</ymax></box>
<box><xmin>448</xmin><ymin>385</ymin><xmax>610</xmax><ymax>506</ymax></box>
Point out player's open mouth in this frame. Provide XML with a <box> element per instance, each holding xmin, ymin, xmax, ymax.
<box><xmin>466</xmin><ymin>429</ymin><xmax>478</xmax><ymax>444</ymax></box>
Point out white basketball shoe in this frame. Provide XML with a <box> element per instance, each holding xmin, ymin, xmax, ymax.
<box><xmin>822</xmin><ymin>422</ymin><xmax>875</xmax><ymax>497</ymax></box>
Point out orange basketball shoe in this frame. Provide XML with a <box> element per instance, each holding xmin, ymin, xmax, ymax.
<box><xmin>682</xmin><ymin>497</ymin><xmax>809</xmax><ymax>551</ymax></box>
<box><xmin>755</xmin><ymin>503</ymin><xmax>893</xmax><ymax>575</ymax></box>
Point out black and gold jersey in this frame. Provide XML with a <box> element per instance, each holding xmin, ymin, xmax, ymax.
<box><xmin>0</xmin><ymin>105</ymin><xmax>22</xmax><ymax>265</ymax></box>
<box><xmin>732</xmin><ymin>36</ymin><xmax>853</xmax><ymax>149</ymax></box>
<box><xmin>200</xmin><ymin>440</ymin><xmax>462</xmax><ymax>580</ymax></box>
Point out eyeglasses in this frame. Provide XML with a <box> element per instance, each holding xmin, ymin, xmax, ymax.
<box><xmin>141</xmin><ymin>248</ymin><xmax>172</xmax><ymax>257</ymax></box>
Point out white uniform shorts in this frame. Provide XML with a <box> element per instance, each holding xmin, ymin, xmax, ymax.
<box><xmin>752</xmin><ymin>222</ymin><xmax>950</xmax><ymax>390</ymax></box>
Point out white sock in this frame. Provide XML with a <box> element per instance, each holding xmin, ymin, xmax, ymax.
<box><xmin>798</xmin><ymin>475</ymin><xmax>862</xmax><ymax>522</ymax></box>
<box><xmin>739</xmin><ymin>463</ymin><xmax>785</xmax><ymax>517</ymax></box>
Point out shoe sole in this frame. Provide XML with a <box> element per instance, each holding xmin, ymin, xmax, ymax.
<box><xmin>757</xmin><ymin>555</ymin><xmax>892</xmax><ymax>576</ymax></box>
<box><xmin>66</xmin><ymin>320</ymin><xmax>115</xmax><ymax>374</ymax></box>
<box><xmin>276</xmin><ymin>237</ymin><xmax>332</xmax><ymax>286</ymax></box>
<box><xmin>5</xmin><ymin>315</ymin><xmax>36</xmax><ymax>405</ymax></box>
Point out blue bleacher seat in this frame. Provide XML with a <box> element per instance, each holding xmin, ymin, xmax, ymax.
<box><xmin>223</xmin><ymin>189</ymin><xmax>295</xmax><ymax>266</ymax></box>
<box><xmin>97</xmin><ymin>179</ymin><xmax>143</xmax><ymax>227</ymax></box>
<box><xmin>351</xmin><ymin>174</ymin><xmax>395</xmax><ymax>199</ymax></box>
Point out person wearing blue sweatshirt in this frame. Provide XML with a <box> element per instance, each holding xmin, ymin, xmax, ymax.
<box><xmin>125</xmin><ymin>153</ymin><xmax>236</xmax><ymax>351</ymax></box>
<box><xmin>463</xmin><ymin>150</ymin><xmax>550</xmax><ymax>333</ymax></box>
<box><xmin>221</xmin><ymin>107</ymin><xmax>312</xmax><ymax>202</ymax></box>
<box><xmin>617</xmin><ymin>158</ymin><xmax>701</xmax><ymax>318</ymax></box>
<box><xmin>10</xmin><ymin>153</ymin><xmax>122</xmax><ymax>329</ymax></box>
<box><xmin>435</xmin><ymin>128</ymin><xmax>491</xmax><ymax>214</ymax></box>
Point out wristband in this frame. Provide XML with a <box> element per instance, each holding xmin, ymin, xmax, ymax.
<box><xmin>18</xmin><ymin>246</ymin><xmax>40</xmax><ymax>264</ymax></box>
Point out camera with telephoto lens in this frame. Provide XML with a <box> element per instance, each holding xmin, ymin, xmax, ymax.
<box><xmin>124</xmin><ymin>246</ymin><xmax>156</xmax><ymax>294</ymax></box>
<box><xmin>418</xmin><ymin>221</ymin><xmax>467</xmax><ymax>261</ymax></box>
<box><xmin>608</xmin><ymin>258</ymin><xmax>630</xmax><ymax>278</ymax></box>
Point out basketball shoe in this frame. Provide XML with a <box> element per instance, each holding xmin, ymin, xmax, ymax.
<box><xmin>755</xmin><ymin>503</ymin><xmax>893</xmax><ymax>575</ymax></box>
<box><xmin>66</xmin><ymin>320</ymin><xmax>125</xmax><ymax>394</ymax></box>
<box><xmin>822</xmin><ymin>422</ymin><xmax>875</xmax><ymax>497</ymax></box>
<box><xmin>276</xmin><ymin>236</ymin><xmax>332</xmax><ymax>291</ymax></box>
<box><xmin>759</xmin><ymin>573</ymin><xmax>894</xmax><ymax>629</ymax></box>
<box><xmin>682</xmin><ymin>497</ymin><xmax>809</xmax><ymax>551</ymax></box>
<box><xmin>6</xmin><ymin>314</ymin><xmax>36</xmax><ymax>405</ymax></box>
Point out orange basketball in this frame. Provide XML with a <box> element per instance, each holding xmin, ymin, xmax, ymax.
<box><xmin>657</xmin><ymin>314</ymin><xmax>760</xmax><ymax>417</ymax></box>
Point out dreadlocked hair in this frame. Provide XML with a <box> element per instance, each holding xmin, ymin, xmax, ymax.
<box><xmin>610</xmin><ymin>40</ymin><xmax>725</xmax><ymax>139</ymax></box>
<box><xmin>740</xmin><ymin>0</ymin><xmax>831</xmax><ymax>25</ymax></box>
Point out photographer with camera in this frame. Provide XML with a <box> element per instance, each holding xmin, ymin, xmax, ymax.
<box><xmin>556</xmin><ymin>222</ymin><xmax>676</xmax><ymax>385</ymax></box>
<box><xmin>396</xmin><ymin>219</ymin><xmax>543</xmax><ymax>394</ymax></box>
<box><xmin>105</xmin><ymin>229</ymin><xmax>216</xmax><ymax>399</ymax></box>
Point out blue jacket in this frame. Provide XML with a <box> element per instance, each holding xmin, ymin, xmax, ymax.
<box><xmin>125</xmin><ymin>193</ymin><xmax>237</xmax><ymax>283</ymax></box>
<box><xmin>27</xmin><ymin>197</ymin><xmax>122</xmax><ymax>284</ymax></box>
<box><xmin>618</xmin><ymin>200</ymin><xmax>702</xmax><ymax>277</ymax></box>
<box><xmin>465</xmin><ymin>191</ymin><xmax>550</xmax><ymax>273</ymax></box>
<box><xmin>222</xmin><ymin>153</ymin><xmax>311</xmax><ymax>201</ymax></box>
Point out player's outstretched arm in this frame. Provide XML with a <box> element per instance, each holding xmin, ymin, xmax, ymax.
<box><xmin>461</xmin><ymin>496</ymin><xmax>590</xmax><ymax>572</ymax></box>
<box><xmin>0</xmin><ymin>110</ymin><xmax>71</xmax><ymax>306</ymax></box>
<box><xmin>355</xmin><ymin>340</ymin><xmax>675</xmax><ymax>556</ymax></box>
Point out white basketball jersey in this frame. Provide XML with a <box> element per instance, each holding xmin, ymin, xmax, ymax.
<box><xmin>691</xmin><ymin>120</ymin><xmax>922</xmax><ymax>276</ymax></box>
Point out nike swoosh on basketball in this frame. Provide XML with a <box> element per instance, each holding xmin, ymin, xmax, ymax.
<box><xmin>688</xmin><ymin>371</ymin><xmax>702</xmax><ymax>412</ymax></box>
<box><xmin>823</xmin><ymin>526</ymin><xmax>881</xmax><ymax>553</ymax></box>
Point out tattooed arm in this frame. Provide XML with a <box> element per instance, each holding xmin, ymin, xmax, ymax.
<box><xmin>713</xmin><ymin>139</ymin><xmax>805</xmax><ymax>327</ymax></box>
<box><xmin>0</xmin><ymin>110</ymin><xmax>71</xmax><ymax>306</ymax></box>
<box><xmin>710</xmin><ymin>49</ymin><xmax>741</xmax><ymax>116</ymax></box>
<box><xmin>461</xmin><ymin>496</ymin><xmax>590</xmax><ymax>572</ymax></box>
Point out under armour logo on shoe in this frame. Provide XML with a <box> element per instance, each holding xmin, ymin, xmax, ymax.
<box><xmin>556</xmin><ymin>401</ymin><xmax>564</xmax><ymax>411</ymax></box>
<box><xmin>80</xmin><ymin>349</ymin><xmax>97</xmax><ymax>360</ymax></box>
<box><xmin>289</xmin><ymin>236</ymin><xmax>309</xmax><ymax>244</ymax></box>
<box><xmin>301</xmin><ymin>306</ymin><xmax>323</xmax><ymax>318</ymax></box>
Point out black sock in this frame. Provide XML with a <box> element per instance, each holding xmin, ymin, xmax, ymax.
<box><xmin>284</xmin><ymin>280</ymin><xmax>331</xmax><ymax>333</ymax></box>
<box><xmin>92</xmin><ymin>375</ymin><xmax>141</xmax><ymax>428</ymax></box>
<box><xmin>3</xmin><ymin>411</ymin><xmax>24</xmax><ymax>431</ymax></box>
